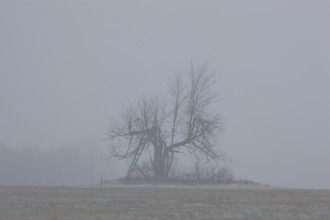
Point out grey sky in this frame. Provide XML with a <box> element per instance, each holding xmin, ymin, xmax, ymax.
<box><xmin>0</xmin><ymin>0</ymin><xmax>329</xmax><ymax>188</ymax></box>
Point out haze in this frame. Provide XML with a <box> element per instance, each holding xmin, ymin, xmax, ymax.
<box><xmin>0</xmin><ymin>0</ymin><xmax>329</xmax><ymax>189</ymax></box>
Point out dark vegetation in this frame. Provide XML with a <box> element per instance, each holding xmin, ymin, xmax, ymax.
<box><xmin>117</xmin><ymin>166</ymin><xmax>234</xmax><ymax>185</ymax></box>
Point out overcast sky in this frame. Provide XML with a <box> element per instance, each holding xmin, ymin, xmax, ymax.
<box><xmin>0</xmin><ymin>0</ymin><xmax>329</xmax><ymax>189</ymax></box>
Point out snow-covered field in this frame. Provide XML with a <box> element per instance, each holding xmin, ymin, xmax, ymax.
<box><xmin>1</xmin><ymin>185</ymin><xmax>329</xmax><ymax>220</ymax></box>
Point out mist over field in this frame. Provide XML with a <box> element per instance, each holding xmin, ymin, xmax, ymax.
<box><xmin>0</xmin><ymin>144</ymin><xmax>119</xmax><ymax>186</ymax></box>
<box><xmin>0</xmin><ymin>0</ymin><xmax>329</xmax><ymax>189</ymax></box>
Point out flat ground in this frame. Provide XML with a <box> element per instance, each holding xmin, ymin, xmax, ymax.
<box><xmin>0</xmin><ymin>185</ymin><xmax>329</xmax><ymax>220</ymax></box>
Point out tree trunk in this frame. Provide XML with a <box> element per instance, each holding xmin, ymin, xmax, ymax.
<box><xmin>165</xmin><ymin>152</ymin><xmax>174</xmax><ymax>177</ymax></box>
<box><xmin>153</xmin><ymin>146</ymin><xmax>167</xmax><ymax>177</ymax></box>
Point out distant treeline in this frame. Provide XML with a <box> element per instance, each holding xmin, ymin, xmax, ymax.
<box><xmin>0</xmin><ymin>144</ymin><xmax>116</xmax><ymax>186</ymax></box>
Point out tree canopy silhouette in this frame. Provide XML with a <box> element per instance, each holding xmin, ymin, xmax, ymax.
<box><xmin>107</xmin><ymin>64</ymin><xmax>225</xmax><ymax>178</ymax></box>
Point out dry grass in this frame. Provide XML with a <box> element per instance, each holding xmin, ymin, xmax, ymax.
<box><xmin>0</xmin><ymin>186</ymin><xmax>329</xmax><ymax>220</ymax></box>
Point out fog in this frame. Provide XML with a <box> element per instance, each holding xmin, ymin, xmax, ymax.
<box><xmin>0</xmin><ymin>0</ymin><xmax>329</xmax><ymax>189</ymax></box>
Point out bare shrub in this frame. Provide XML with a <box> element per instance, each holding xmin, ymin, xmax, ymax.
<box><xmin>170</xmin><ymin>161</ymin><xmax>234</xmax><ymax>184</ymax></box>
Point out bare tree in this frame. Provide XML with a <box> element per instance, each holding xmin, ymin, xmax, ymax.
<box><xmin>107</xmin><ymin>64</ymin><xmax>225</xmax><ymax>178</ymax></box>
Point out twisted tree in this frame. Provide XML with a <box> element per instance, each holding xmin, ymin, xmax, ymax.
<box><xmin>107</xmin><ymin>64</ymin><xmax>225</xmax><ymax>178</ymax></box>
